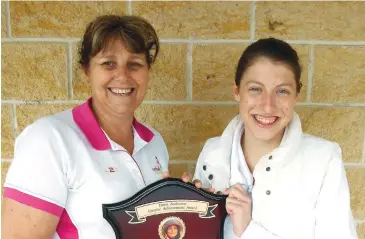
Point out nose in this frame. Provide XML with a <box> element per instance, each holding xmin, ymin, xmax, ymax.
<box><xmin>261</xmin><ymin>92</ymin><xmax>277</xmax><ymax>113</ymax></box>
<box><xmin>114</xmin><ymin>65</ymin><xmax>130</xmax><ymax>81</ymax></box>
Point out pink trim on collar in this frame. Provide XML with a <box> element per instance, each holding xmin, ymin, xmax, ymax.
<box><xmin>132</xmin><ymin>118</ymin><xmax>154</xmax><ymax>143</ymax></box>
<box><xmin>72</xmin><ymin>98</ymin><xmax>154</xmax><ymax>150</ymax></box>
<box><xmin>72</xmin><ymin>98</ymin><xmax>110</xmax><ymax>150</ymax></box>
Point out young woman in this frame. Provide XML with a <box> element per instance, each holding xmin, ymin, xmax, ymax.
<box><xmin>193</xmin><ymin>38</ymin><xmax>357</xmax><ymax>239</ymax></box>
<box><xmin>163</xmin><ymin>221</ymin><xmax>182</xmax><ymax>239</ymax></box>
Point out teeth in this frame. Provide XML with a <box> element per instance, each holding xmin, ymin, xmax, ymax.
<box><xmin>110</xmin><ymin>88</ymin><xmax>132</xmax><ymax>94</ymax></box>
<box><xmin>254</xmin><ymin>115</ymin><xmax>277</xmax><ymax>125</ymax></box>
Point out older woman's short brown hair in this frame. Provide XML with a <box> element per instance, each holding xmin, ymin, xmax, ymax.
<box><xmin>78</xmin><ymin>15</ymin><xmax>159</xmax><ymax>69</ymax></box>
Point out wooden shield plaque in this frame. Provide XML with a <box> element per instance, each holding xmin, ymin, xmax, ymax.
<box><xmin>102</xmin><ymin>178</ymin><xmax>227</xmax><ymax>239</ymax></box>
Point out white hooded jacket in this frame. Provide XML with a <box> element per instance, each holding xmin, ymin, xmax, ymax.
<box><xmin>194</xmin><ymin>112</ymin><xmax>357</xmax><ymax>239</ymax></box>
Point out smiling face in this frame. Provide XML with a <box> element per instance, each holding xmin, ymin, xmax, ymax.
<box><xmin>85</xmin><ymin>38</ymin><xmax>150</xmax><ymax>116</ymax></box>
<box><xmin>166</xmin><ymin>225</ymin><xmax>178</xmax><ymax>238</ymax></box>
<box><xmin>233</xmin><ymin>57</ymin><xmax>298</xmax><ymax>143</ymax></box>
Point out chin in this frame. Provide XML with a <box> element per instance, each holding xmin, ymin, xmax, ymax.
<box><xmin>247</xmin><ymin>124</ymin><xmax>284</xmax><ymax>142</ymax></box>
<box><xmin>252</xmin><ymin>132</ymin><xmax>280</xmax><ymax>142</ymax></box>
<box><xmin>112</xmin><ymin>105</ymin><xmax>136</xmax><ymax>115</ymax></box>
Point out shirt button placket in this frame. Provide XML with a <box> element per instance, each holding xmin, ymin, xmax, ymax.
<box><xmin>266</xmin><ymin>155</ymin><xmax>273</xmax><ymax>196</ymax></box>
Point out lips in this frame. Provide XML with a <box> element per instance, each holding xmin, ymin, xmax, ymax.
<box><xmin>253</xmin><ymin>114</ymin><xmax>279</xmax><ymax>126</ymax></box>
<box><xmin>108</xmin><ymin>87</ymin><xmax>135</xmax><ymax>95</ymax></box>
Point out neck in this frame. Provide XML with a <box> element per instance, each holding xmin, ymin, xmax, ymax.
<box><xmin>242</xmin><ymin>128</ymin><xmax>284</xmax><ymax>173</ymax></box>
<box><xmin>92</xmin><ymin>100</ymin><xmax>134</xmax><ymax>154</ymax></box>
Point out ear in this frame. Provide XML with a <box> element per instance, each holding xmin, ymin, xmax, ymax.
<box><xmin>232</xmin><ymin>84</ymin><xmax>240</xmax><ymax>102</ymax></box>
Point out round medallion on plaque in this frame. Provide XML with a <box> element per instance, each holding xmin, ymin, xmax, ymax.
<box><xmin>158</xmin><ymin>216</ymin><xmax>186</xmax><ymax>239</ymax></box>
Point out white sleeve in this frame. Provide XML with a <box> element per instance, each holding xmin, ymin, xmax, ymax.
<box><xmin>313</xmin><ymin>144</ymin><xmax>358</xmax><ymax>238</ymax></box>
<box><xmin>4</xmin><ymin>118</ymin><xmax>68</xmax><ymax>217</ymax></box>
<box><xmin>234</xmin><ymin>144</ymin><xmax>357</xmax><ymax>239</ymax></box>
<box><xmin>239</xmin><ymin>221</ymin><xmax>284</xmax><ymax>239</ymax></box>
<box><xmin>224</xmin><ymin>218</ymin><xmax>284</xmax><ymax>239</ymax></box>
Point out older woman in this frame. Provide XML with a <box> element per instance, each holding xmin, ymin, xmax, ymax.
<box><xmin>193</xmin><ymin>38</ymin><xmax>357</xmax><ymax>239</ymax></box>
<box><xmin>2</xmin><ymin>15</ymin><xmax>169</xmax><ymax>239</ymax></box>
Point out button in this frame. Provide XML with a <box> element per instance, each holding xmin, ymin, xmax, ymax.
<box><xmin>208</xmin><ymin>174</ymin><xmax>214</xmax><ymax>180</ymax></box>
<box><xmin>266</xmin><ymin>190</ymin><xmax>271</xmax><ymax>195</ymax></box>
<box><xmin>269</xmin><ymin>155</ymin><xmax>273</xmax><ymax>160</ymax></box>
<box><xmin>203</xmin><ymin>165</ymin><xmax>207</xmax><ymax>171</ymax></box>
<box><xmin>266</xmin><ymin>167</ymin><xmax>271</xmax><ymax>172</ymax></box>
<box><xmin>216</xmin><ymin>191</ymin><xmax>223</xmax><ymax>195</ymax></box>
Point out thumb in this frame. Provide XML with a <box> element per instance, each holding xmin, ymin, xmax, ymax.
<box><xmin>162</xmin><ymin>171</ymin><xmax>170</xmax><ymax>179</ymax></box>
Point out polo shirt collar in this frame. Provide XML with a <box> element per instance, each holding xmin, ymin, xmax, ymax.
<box><xmin>72</xmin><ymin>98</ymin><xmax>154</xmax><ymax>150</ymax></box>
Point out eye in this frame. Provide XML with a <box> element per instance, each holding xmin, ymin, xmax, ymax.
<box><xmin>249</xmin><ymin>87</ymin><xmax>262</xmax><ymax>92</ymax></box>
<box><xmin>101</xmin><ymin>61</ymin><xmax>114</xmax><ymax>67</ymax></box>
<box><xmin>128</xmin><ymin>62</ymin><xmax>144</xmax><ymax>70</ymax></box>
<box><xmin>278</xmin><ymin>88</ymin><xmax>290</xmax><ymax>95</ymax></box>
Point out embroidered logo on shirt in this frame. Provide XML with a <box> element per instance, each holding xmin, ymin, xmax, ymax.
<box><xmin>152</xmin><ymin>156</ymin><xmax>162</xmax><ymax>173</ymax></box>
<box><xmin>105</xmin><ymin>167</ymin><xmax>118</xmax><ymax>173</ymax></box>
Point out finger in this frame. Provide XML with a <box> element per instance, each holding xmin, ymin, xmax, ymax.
<box><xmin>162</xmin><ymin>171</ymin><xmax>169</xmax><ymax>179</ymax></box>
<box><xmin>229</xmin><ymin>185</ymin><xmax>249</xmax><ymax>198</ymax></box>
<box><xmin>181</xmin><ymin>172</ymin><xmax>192</xmax><ymax>183</ymax></box>
<box><xmin>225</xmin><ymin>201</ymin><xmax>243</xmax><ymax>212</ymax></box>
<box><xmin>191</xmin><ymin>179</ymin><xmax>215</xmax><ymax>193</ymax></box>
<box><xmin>201</xmin><ymin>187</ymin><xmax>215</xmax><ymax>193</ymax></box>
<box><xmin>192</xmin><ymin>179</ymin><xmax>202</xmax><ymax>188</ymax></box>
<box><xmin>223</xmin><ymin>184</ymin><xmax>247</xmax><ymax>195</ymax></box>
<box><xmin>227</xmin><ymin>187</ymin><xmax>251</xmax><ymax>203</ymax></box>
<box><xmin>226</xmin><ymin>197</ymin><xmax>250</xmax><ymax>206</ymax></box>
<box><xmin>226</xmin><ymin>200</ymin><xmax>246</xmax><ymax>215</ymax></box>
<box><xmin>225</xmin><ymin>198</ymin><xmax>249</xmax><ymax>214</ymax></box>
<box><xmin>208</xmin><ymin>187</ymin><xmax>215</xmax><ymax>193</ymax></box>
<box><xmin>226</xmin><ymin>203</ymin><xmax>244</xmax><ymax>215</ymax></box>
<box><xmin>232</xmin><ymin>183</ymin><xmax>249</xmax><ymax>196</ymax></box>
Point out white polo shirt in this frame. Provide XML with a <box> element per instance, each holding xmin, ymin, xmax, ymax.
<box><xmin>194</xmin><ymin>113</ymin><xmax>357</xmax><ymax>239</ymax></box>
<box><xmin>4</xmin><ymin>98</ymin><xmax>169</xmax><ymax>239</ymax></box>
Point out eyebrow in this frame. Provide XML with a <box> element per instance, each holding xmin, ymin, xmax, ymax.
<box><xmin>97</xmin><ymin>54</ymin><xmax>115</xmax><ymax>59</ymax></box>
<box><xmin>245</xmin><ymin>80</ymin><xmax>295</xmax><ymax>88</ymax></box>
<box><xmin>129</xmin><ymin>55</ymin><xmax>146</xmax><ymax>61</ymax></box>
<box><xmin>277</xmin><ymin>83</ymin><xmax>295</xmax><ymax>88</ymax></box>
<box><xmin>96</xmin><ymin>54</ymin><xmax>145</xmax><ymax>61</ymax></box>
<box><xmin>245</xmin><ymin>80</ymin><xmax>264</xmax><ymax>86</ymax></box>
